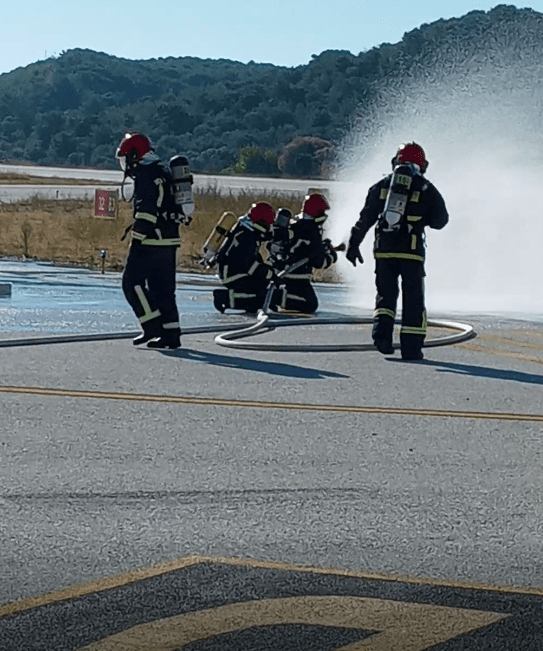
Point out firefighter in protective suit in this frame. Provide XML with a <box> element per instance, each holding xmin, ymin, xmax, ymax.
<box><xmin>212</xmin><ymin>202</ymin><xmax>276</xmax><ymax>313</ymax></box>
<box><xmin>269</xmin><ymin>193</ymin><xmax>337</xmax><ymax>314</ymax></box>
<box><xmin>346</xmin><ymin>143</ymin><xmax>449</xmax><ymax>360</ymax></box>
<box><xmin>116</xmin><ymin>132</ymin><xmax>183</xmax><ymax>349</ymax></box>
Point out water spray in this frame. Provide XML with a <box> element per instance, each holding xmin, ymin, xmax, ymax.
<box><xmin>328</xmin><ymin>24</ymin><xmax>543</xmax><ymax>319</ymax></box>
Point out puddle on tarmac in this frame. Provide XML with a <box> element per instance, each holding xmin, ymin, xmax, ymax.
<box><xmin>0</xmin><ymin>259</ymin><xmax>352</xmax><ymax>335</ymax></box>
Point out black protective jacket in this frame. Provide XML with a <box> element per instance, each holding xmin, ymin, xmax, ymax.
<box><xmin>349</xmin><ymin>173</ymin><xmax>449</xmax><ymax>263</ymax></box>
<box><xmin>284</xmin><ymin>216</ymin><xmax>336</xmax><ymax>279</ymax></box>
<box><xmin>129</xmin><ymin>158</ymin><xmax>180</xmax><ymax>247</ymax></box>
<box><xmin>217</xmin><ymin>217</ymin><xmax>274</xmax><ymax>286</ymax></box>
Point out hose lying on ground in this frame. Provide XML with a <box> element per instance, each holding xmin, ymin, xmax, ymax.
<box><xmin>0</xmin><ymin>258</ymin><xmax>475</xmax><ymax>351</ymax></box>
<box><xmin>0</xmin><ymin>314</ymin><xmax>476</xmax><ymax>351</ymax></box>
<box><xmin>213</xmin><ymin>260</ymin><xmax>476</xmax><ymax>352</ymax></box>
<box><xmin>213</xmin><ymin>314</ymin><xmax>476</xmax><ymax>352</ymax></box>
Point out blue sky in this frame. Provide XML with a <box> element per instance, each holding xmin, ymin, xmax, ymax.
<box><xmin>1</xmin><ymin>1</ymin><xmax>542</xmax><ymax>75</ymax></box>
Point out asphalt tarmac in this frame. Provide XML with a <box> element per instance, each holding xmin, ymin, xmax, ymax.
<box><xmin>1</xmin><ymin>259</ymin><xmax>543</xmax><ymax>649</ymax></box>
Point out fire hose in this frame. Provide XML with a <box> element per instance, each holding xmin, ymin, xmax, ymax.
<box><xmin>0</xmin><ymin>257</ymin><xmax>475</xmax><ymax>351</ymax></box>
<box><xmin>213</xmin><ymin>259</ymin><xmax>476</xmax><ymax>352</ymax></box>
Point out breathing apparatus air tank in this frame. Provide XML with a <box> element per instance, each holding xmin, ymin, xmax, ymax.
<box><xmin>200</xmin><ymin>211</ymin><xmax>238</xmax><ymax>267</ymax></box>
<box><xmin>169</xmin><ymin>155</ymin><xmax>195</xmax><ymax>221</ymax></box>
<box><xmin>381</xmin><ymin>163</ymin><xmax>415</xmax><ymax>232</ymax></box>
<box><xmin>268</xmin><ymin>207</ymin><xmax>292</xmax><ymax>270</ymax></box>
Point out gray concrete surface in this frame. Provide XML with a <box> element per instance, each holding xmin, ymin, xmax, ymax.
<box><xmin>1</xmin><ymin>309</ymin><xmax>543</xmax><ymax>608</ymax></box>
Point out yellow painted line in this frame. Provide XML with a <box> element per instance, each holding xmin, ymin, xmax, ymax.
<box><xmin>3</xmin><ymin>553</ymin><xmax>543</xmax><ymax>620</ymax></box>
<box><xmin>196</xmin><ymin>555</ymin><xmax>543</xmax><ymax>596</ymax></box>
<box><xmin>462</xmin><ymin>342</ymin><xmax>543</xmax><ymax>364</ymax></box>
<box><xmin>0</xmin><ymin>384</ymin><xmax>542</xmax><ymax>422</ymax></box>
<box><xmin>74</xmin><ymin>595</ymin><xmax>506</xmax><ymax>651</ymax></box>
<box><xmin>0</xmin><ymin>555</ymin><xmax>203</xmax><ymax>617</ymax></box>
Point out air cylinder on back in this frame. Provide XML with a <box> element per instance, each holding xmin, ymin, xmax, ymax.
<box><xmin>381</xmin><ymin>164</ymin><xmax>414</xmax><ymax>232</ymax></box>
<box><xmin>170</xmin><ymin>155</ymin><xmax>195</xmax><ymax>218</ymax></box>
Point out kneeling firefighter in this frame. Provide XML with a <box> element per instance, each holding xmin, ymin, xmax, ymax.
<box><xmin>212</xmin><ymin>202</ymin><xmax>276</xmax><ymax>313</ymax></box>
<box><xmin>116</xmin><ymin>132</ymin><xmax>194</xmax><ymax>349</ymax></box>
<box><xmin>269</xmin><ymin>193</ymin><xmax>337</xmax><ymax>314</ymax></box>
<box><xmin>346</xmin><ymin>142</ymin><xmax>449</xmax><ymax>360</ymax></box>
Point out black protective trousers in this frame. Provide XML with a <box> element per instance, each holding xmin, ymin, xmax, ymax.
<box><xmin>372</xmin><ymin>258</ymin><xmax>426</xmax><ymax>356</ymax></box>
<box><xmin>271</xmin><ymin>279</ymin><xmax>319</xmax><ymax>314</ymax></box>
<box><xmin>213</xmin><ymin>278</ymin><xmax>268</xmax><ymax>313</ymax></box>
<box><xmin>122</xmin><ymin>245</ymin><xmax>180</xmax><ymax>336</ymax></box>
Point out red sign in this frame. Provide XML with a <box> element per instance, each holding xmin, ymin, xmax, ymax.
<box><xmin>94</xmin><ymin>189</ymin><xmax>118</xmax><ymax>219</ymax></box>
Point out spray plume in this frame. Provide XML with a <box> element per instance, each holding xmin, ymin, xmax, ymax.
<box><xmin>328</xmin><ymin>8</ymin><xmax>543</xmax><ymax>319</ymax></box>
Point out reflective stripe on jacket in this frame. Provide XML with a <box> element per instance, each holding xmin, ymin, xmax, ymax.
<box><xmin>130</xmin><ymin>160</ymin><xmax>180</xmax><ymax>247</ymax></box>
<box><xmin>349</xmin><ymin>173</ymin><xmax>449</xmax><ymax>263</ymax></box>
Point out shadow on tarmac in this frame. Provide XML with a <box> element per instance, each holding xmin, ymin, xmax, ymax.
<box><xmin>158</xmin><ymin>348</ymin><xmax>349</xmax><ymax>379</ymax></box>
<box><xmin>388</xmin><ymin>358</ymin><xmax>543</xmax><ymax>385</ymax></box>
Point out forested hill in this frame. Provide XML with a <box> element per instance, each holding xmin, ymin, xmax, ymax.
<box><xmin>0</xmin><ymin>4</ymin><xmax>542</xmax><ymax>176</ymax></box>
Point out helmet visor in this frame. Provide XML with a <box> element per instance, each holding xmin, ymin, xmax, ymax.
<box><xmin>116</xmin><ymin>154</ymin><xmax>127</xmax><ymax>172</ymax></box>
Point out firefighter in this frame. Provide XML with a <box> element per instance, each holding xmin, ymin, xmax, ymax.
<box><xmin>346</xmin><ymin>142</ymin><xmax>449</xmax><ymax>360</ymax></box>
<box><xmin>116</xmin><ymin>132</ymin><xmax>183</xmax><ymax>349</ymax></box>
<box><xmin>212</xmin><ymin>202</ymin><xmax>276</xmax><ymax>313</ymax></box>
<box><xmin>269</xmin><ymin>193</ymin><xmax>337</xmax><ymax>314</ymax></box>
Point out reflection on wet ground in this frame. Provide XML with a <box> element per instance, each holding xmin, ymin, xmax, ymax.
<box><xmin>0</xmin><ymin>259</ymin><xmax>353</xmax><ymax>335</ymax></box>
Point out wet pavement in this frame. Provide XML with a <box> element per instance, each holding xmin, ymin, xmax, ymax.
<box><xmin>0</xmin><ymin>259</ymin><xmax>353</xmax><ymax>337</ymax></box>
<box><xmin>2</xmin><ymin>258</ymin><xmax>543</xmax><ymax>650</ymax></box>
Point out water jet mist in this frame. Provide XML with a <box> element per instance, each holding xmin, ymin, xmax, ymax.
<box><xmin>328</xmin><ymin>24</ymin><xmax>543</xmax><ymax>321</ymax></box>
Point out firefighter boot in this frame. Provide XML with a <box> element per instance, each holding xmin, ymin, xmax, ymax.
<box><xmin>374</xmin><ymin>339</ymin><xmax>394</xmax><ymax>355</ymax></box>
<box><xmin>147</xmin><ymin>330</ymin><xmax>181</xmax><ymax>350</ymax></box>
<box><xmin>133</xmin><ymin>319</ymin><xmax>162</xmax><ymax>346</ymax></box>
<box><xmin>372</xmin><ymin>318</ymin><xmax>395</xmax><ymax>355</ymax></box>
<box><xmin>401</xmin><ymin>336</ymin><xmax>424</xmax><ymax>361</ymax></box>
<box><xmin>213</xmin><ymin>288</ymin><xmax>229</xmax><ymax>313</ymax></box>
<box><xmin>401</xmin><ymin>348</ymin><xmax>424</xmax><ymax>361</ymax></box>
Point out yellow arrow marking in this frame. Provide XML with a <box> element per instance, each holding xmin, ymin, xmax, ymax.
<box><xmin>0</xmin><ymin>385</ymin><xmax>542</xmax><ymax>422</ymax></box>
<box><xmin>75</xmin><ymin>595</ymin><xmax>506</xmax><ymax>651</ymax></box>
<box><xmin>2</xmin><ymin>554</ymin><xmax>542</xmax><ymax>619</ymax></box>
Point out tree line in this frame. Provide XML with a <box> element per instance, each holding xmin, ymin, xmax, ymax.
<box><xmin>0</xmin><ymin>5</ymin><xmax>541</xmax><ymax>177</ymax></box>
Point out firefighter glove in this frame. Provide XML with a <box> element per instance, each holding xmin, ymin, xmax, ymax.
<box><xmin>323</xmin><ymin>238</ymin><xmax>338</xmax><ymax>263</ymax></box>
<box><xmin>346</xmin><ymin>243</ymin><xmax>363</xmax><ymax>267</ymax></box>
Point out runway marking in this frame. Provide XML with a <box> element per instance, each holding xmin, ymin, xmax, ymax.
<box><xmin>0</xmin><ymin>384</ymin><xmax>542</xmax><ymax>422</ymax></box>
<box><xmin>6</xmin><ymin>554</ymin><xmax>543</xmax><ymax>651</ymax></box>
<box><xmin>0</xmin><ymin>555</ymin><xmax>202</xmax><ymax>617</ymax></box>
<box><xmin>73</xmin><ymin>595</ymin><xmax>505</xmax><ymax>651</ymax></box>
<box><xmin>4</xmin><ymin>553</ymin><xmax>536</xmax><ymax>619</ymax></box>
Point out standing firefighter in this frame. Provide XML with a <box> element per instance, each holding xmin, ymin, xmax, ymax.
<box><xmin>116</xmin><ymin>133</ymin><xmax>192</xmax><ymax>350</ymax></box>
<box><xmin>346</xmin><ymin>142</ymin><xmax>449</xmax><ymax>360</ymax></box>
<box><xmin>212</xmin><ymin>202</ymin><xmax>276</xmax><ymax>313</ymax></box>
<box><xmin>270</xmin><ymin>193</ymin><xmax>337</xmax><ymax>314</ymax></box>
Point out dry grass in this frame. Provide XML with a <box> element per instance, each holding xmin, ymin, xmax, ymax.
<box><xmin>0</xmin><ymin>172</ymin><xmax>118</xmax><ymax>185</ymax></box>
<box><xmin>0</xmin><ymin>187</ymin><xmax>340</xmax><ymax>281</ymax></box>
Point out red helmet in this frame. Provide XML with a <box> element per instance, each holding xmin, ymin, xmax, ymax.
<box><xmin>116</xmin><ymin>133</ymin><xmax>151</xmax><ymax>171</ymax></box>
<box><xmin>393</xmin><ymin>142</ymin><xmax>428</xmax><ymax>172</ymax></box>
<box><xmin>302</xmin><ymin>193</ymin><xmax>330</xmax><ymax>218</ymax></box>
<box><xmin>248</xmin><ymin>202</ymin><xmax>275</xmax><ymax>229</ymax></box>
